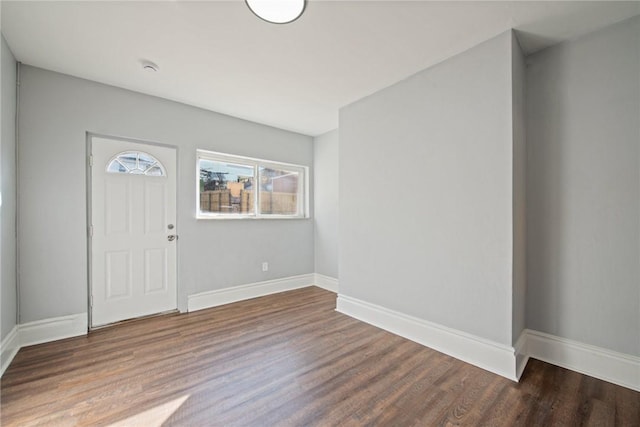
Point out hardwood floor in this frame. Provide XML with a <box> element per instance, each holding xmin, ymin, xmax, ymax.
<box><xmin>1</xmin><ymin>287</ymin><xmax>638</xmax><ymax>426</ymax></box>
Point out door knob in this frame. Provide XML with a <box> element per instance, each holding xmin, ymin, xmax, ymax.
<box><xmin>167</xmin><ymin>235</ymin><xmax>178</xmax><ymax>241</ymax></box>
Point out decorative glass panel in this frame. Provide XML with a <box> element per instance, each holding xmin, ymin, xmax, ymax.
<box><xmin>106</xmin><ymin>152</ymin><xmax>166</xmax><ymax>177</ymax></box>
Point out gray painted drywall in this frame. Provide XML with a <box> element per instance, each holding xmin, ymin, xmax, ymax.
<box><xmin>339</xmin><ymin>31</ymin><xmax>517</xmax><ymax>346</ymax></box>
<box><xmin>511</xmin><ymin>33</ymin><xmax>527</xmax><ymax>345</ymax></box>
<box><xmin>313</xmin><ymin>129</ymin><xmax>339</xmax><ymax>279</ymax></box>
<box><xmin>526</xmin><ymin>16</ymin><xmax>639</xmax><ymax>356</ymax></box>
<box><xmin>17</xmin><ymin>66</ymin><xmax>314</xmax><ymax>323</ymax></box>
<box><xmin>1</xmin><ymin>35</ymin><xmax>17</xmax><ymax>339</ymax></box>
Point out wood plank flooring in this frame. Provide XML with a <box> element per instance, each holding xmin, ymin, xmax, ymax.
<box><xmin>1</xmin><ymin>287</ymin><xmax>638</xmax><ymax>426</ymax></box>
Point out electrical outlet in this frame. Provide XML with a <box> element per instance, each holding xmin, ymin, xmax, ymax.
<box><xmin>262</xmin><ymin>262</ymin><xmax>269</xmax><ymax>272</ymax></box>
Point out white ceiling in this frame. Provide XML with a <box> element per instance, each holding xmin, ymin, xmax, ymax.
<box><xmin>2</xmin><ymin>1</ymin><xmax>639</xmax><ymax>136</ymax></box>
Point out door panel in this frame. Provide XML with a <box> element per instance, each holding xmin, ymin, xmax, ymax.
<box><xmin>90</xmin><ymin>136</ymin><xmax>177</xmax><ymax>327</ymax></box>
<box><xmin>144</xmin><ymin>248</ymin><xmax>167</xmax><ymax>293</ymax></box>
<box><xmin>105</xmin><ymin>179</ymin><xmax>131</xmax><ymax>235</ymax></box>
<box><xmin>144</xmin><ymin>181</ymin><xmax>166</xmax><ymax>234</ymax></box>
<box><xmin>105</xmin><ymin>250</ymin><xmax>132</xmax><ymax>299</ymax></box>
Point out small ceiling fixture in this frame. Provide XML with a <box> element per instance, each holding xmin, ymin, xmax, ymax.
<box><xmin>141</xmin><ymin>60</ymin><xmax>159</xmax><ymax>73</ymax></box>
<box><xmin>245</xmin><ymin>0</ymin><xmax>306</xmax><ymax>24</ymax></box>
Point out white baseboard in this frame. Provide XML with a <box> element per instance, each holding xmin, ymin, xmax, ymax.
<box><xmin>336</xmin><ymin>294</ymin><xmax>518</xmax><ymax>381</ymax></box>
<box><xmin>1</xmin><ymin>326</ymin><xmax>20</xmax><ymax>376</ymax></box>
<box><xmin>4</xmin><ymin>297</ymin><xmax>637</xmax><ymax>393</ymax></box>
<box><xmin>188</xmin><ymin>274</ymin><xmax>315</xmax><ymax>312</ymax></box>
<box><xmin>514</xmin><ymin>330</ymin><xmax>530</xmax><ymax>380</ymax></box>
<box><xmin>523</xmin><ymin>329</ymin><xmax>639</xmax><ymax>392</ymax></box>
<box><xmin>313</xmin><ymin>274</ymin><xmax>339</xmax><ymax>293</ymax></box>
<box><xmin>336</xmin><ymin>296</ymin><xmax>640</xmax><ymax>391</ymax></box>
<box><xmin>1</xmin><ymin>313</ymin><xmax>88</xmax><ymax>377</ymax></box>
<box><xmin>20</xmin><ymin>313</ymin><xmax>88</xmax><ymax>347</ymax></box>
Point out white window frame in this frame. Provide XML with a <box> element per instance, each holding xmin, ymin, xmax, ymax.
<box><xmin>197</xmin><ymin>149</ymin><xmax>308</xmax><ymax>219</ymax></box>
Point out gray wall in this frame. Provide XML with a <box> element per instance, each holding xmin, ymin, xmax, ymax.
<box><xmin>18</xmin><ymin>66</ymin><xmax>314</xmax><ymax>323</ymax></box>
<box><xmin>340</xmin><ymin>31</ymin><xmax>517</xmax><ymax>346</ymax></box>
<box><xmin>313</xmin><ymin>129</ymin><xmax>339</xmax><ymax>279</ymax></box>
<box><xmin>511</xmin><ymin>33</ymin><xmax>527</xmax><ymax>344</ymax></box>
<box><xmin>1</xmin><ymin>35</ymin><xmax>17</xmax><ymax>340</ymax></box>
<box><xmin>526</xmin><ymin>16</ymin><xmax>639</xmax><ymax>356</ymax></box>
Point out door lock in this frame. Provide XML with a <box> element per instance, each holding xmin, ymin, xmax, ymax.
<box><xmin>167</xmin><ymin>235</ymin><xmax>178</xmax><ymax>241</ymax></box>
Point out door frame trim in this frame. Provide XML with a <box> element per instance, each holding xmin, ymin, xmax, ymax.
<box><xmin>86</xmin><ymin>132</ymin><xmax>180</xmax><ymax>330</ymax></box>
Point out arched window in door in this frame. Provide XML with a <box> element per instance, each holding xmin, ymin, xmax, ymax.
<box><xmin>106</xmin><ymin>151</ymin><xmax>166</xmax><ymax>176</ymax></box>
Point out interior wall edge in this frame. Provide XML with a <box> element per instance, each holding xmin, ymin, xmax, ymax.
<box><xmin>188</xmin><ymin>273</ymin><xmax>315</xmax><ymax>312</ymax></box>
<box><xmin>0</xmin><ymin>312</ymin><xmax>87</xmax><ymax>377</ymax></box>
<box><xmin>522</xmin><ymin>329</ymin><xmax>640</xmax><ymax>392</ymax></box>
<box><xmin>0</xmin><ymin>325</ymin><xmax>19</xmax><ymax>376</ymax></box>
<box><xmin>336</xmin><ymin>293</ymin><xmax>520</xmax><ymax>381</ymax></box>
<box><xmin>337</xmin><ymin>294</ymin><xmax>640</xmax><ymax>392</ymax></box>
<box><xmin>313</xmin><ymin>273</ymin><xmax>338</xmax><ymax>293</ymax></box>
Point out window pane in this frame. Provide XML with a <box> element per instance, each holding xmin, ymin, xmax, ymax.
<box><xmin>107</xmin><ymin>160</ymin><xmax>128</xmax><ymax>173</ymax></box>
<box><xmin>199</xmin><ymin>159</ymin><xmax>254</xmax><ymax>214</ymax></box>
<box><xmin>117</xmin><ymin>152</ymin><xmax>138</xmax><ymax>170</ymax></box>
<box><xmin>137</xmin><ymin>152</ymin><xmax>156</xmax><ymax>171</ymax></box>
<box><xmin>259</xmin><ymin>167</ymin><xmax>299</xmax><ymax>215</ymax></box>
<box><xmin>145</xmin><ymin>166</ymin><xmax>164</xmax><ymax>176</ymax></box>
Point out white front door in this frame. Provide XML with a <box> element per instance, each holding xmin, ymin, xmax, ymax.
<box><xmin>90</xmin><ymin>136</ymin><xmax>177</xmax><ymax>327</ymax></box>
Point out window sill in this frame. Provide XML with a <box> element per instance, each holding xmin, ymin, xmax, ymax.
<box><xmin>196</xmin><ymin>214</ymin><xmax>309</xmax><ymax>220</ymax></box>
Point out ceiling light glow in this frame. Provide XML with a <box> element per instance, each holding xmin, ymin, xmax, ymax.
<box><xmin>246</xmin><ymin>0</ymin><xmax>305</xmax><ymax>24</ymax></box>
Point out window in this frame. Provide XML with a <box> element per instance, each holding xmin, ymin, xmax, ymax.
<box><xmin>107</xmin><ymin>151</ymin><xmax>166</xmax><ymax>176</ymax></box>
<box><xmin>197</xmin><ymin>150</ymin><xmax>307</xmax><ymax>219</ymax></box>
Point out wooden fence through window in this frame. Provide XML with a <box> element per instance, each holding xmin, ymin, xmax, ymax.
<box><xmin>200</xmin><ymin>190</ymin><xmax>297</xmax><ymax>215</ymax></box>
